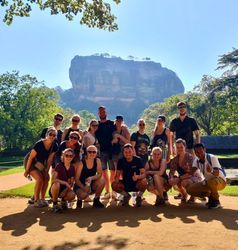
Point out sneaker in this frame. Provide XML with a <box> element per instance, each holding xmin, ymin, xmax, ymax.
<box><xmin>208</xmin><ymin>200</ymin><xmax>221</xmax><ymax>209</ymax></box>
<box><xmin>40</xmin><ymin>199</ymin><xmax>49</xmax><ymax>207</ymax></box>
<box><xmin>187</xmin><ymin>196</ymin><xmax>196</xmax><ymax>204</ymax></box>
<box><xmin>180</xmin><ymin>196</ymin><xmax>187</xmax><ymax>204</ymax></box>
<box><xmin>155</xmin><ymin>196</ymin><xmax>165</xmax><ymax>206</ymax></box>
<box><xmin>135</xmin><ymin>196</ymin><xmax>142</xmax><ymax>207</ymax></box>
<box><xmin>28</xmin><ymin>196</ymin><xmax>34</xmax><ymax>205</ymax></box>
<box><xmin>93</xmin><ymin>198</ymin><xmax>104</xmax><ymax>208</ymax></box>
<box><xmin>121</xmin><ymin>194</ymin><xmax>131</xmax><ymax>206</ymax></box>
<box><xmin>34</xmin><ymin>200</ymin><xmax>45</xmax><ymax>208</ymax></box>
<box><xmin>60</xmin><ymin>201</ymin><xmax>68</xmax><ymax>210</ymax></box>
<box><xmin>112</xmin><ymin>191</ymin><xmax>118</xmax><ymax>200</ymax></box>
<box><xmin>51</xmin><ymin>204</ymin><xmax>63</xmax><ymax>213</ymax></box>
<box><xmin>174</xmin><ymin>193</ymin><xmax>182</xmax><ymax>200</ymax></box>
<box><xmin>206</xmin><ymin>197</ymin><xmax>213</xmax><ymax>206</ymax></box>
<box><xmin>163</xmin><ymin>192</ymin><xmax>169</xmax><ymax>201</ymax></box>
<box><xmin>76</xmin><ymin>200</ymin><xmax>83</xmax><ymax>209</ymax></box>
<box><xmin>101</xmin><ymin>192</ymin><xmax>111</xmax><ymax>200</ymax></box>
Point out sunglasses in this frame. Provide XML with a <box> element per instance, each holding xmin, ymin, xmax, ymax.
<box><xmin>49</xmin><ymin>132</ymin><xmax>57</xmax><ymax>137</ymax></box>
<box><xmin>69</xmin><ymin>136</ymin><xmax>79</xmax><ymax>140</ymax></box>
<box><xmin>91</xmin><ymin>124</ymin><xmax>98</xmax><ymax>127</ymax></box>
<box><xmin>72</xmin><ymin>119</ymin><xmax>80</xmax><ymax>123</ymax></box>
<box><xmin>139</xmin><ymin>124</ymin><xmax>145</xmax><ymax>127</ymax></box>
<box><xmin>178</xmin><ymin>106</ymin><xmax>186</xmax><ymax>109</ymax></box>
<box><xmin>65</xmin><ymin>154</ymin><xmax>74</xmax><ymax>158</ymax></box>
<box><xmin>87</xmin><ymin>150</ymin><xmax>97</xmax><ymax>154</ymax></box>
<box><xmin>55</xmin><ymin>117</ymin><xmax>62</xmax><ymax>121</ymax></box>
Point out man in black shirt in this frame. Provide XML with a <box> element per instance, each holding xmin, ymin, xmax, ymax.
<box><xmin>41</xmin><ymin>113</ymin><xmax>64</xmax><ymax>144</ymax></box>
<box><xmin>112</xmin><ymin>144</ymin><xmax>147</xmax><ymax>207</ymax></box>
<box><xmin>170</xmin><ymin>101</ymin><xmax>200</xmax><ymax>155</ymax></box>
<box><xmin>95</xmin><ymin>106</ymin><xmax>116</xmax><ymax>199</ymax></box>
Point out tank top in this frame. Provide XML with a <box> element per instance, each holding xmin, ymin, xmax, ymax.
<box><xmin>79</xmin><ymin>158</ymin><xmax>97</xmax><ymax>184</ymax></box>
<box><xmin>64</xmin><ymin>127</ymin><xmax>80</xmax><ymax>141</ymax></box>
<box><xmin>151</xmin><ymin>128</ymin><xmax>167</xmax><ymax>149</ymax></box>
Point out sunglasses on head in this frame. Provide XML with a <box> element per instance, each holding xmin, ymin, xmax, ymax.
<box><xmin>87</xmin><ymin>150</ymin><xmax>97</xmax><ymax>154</ymax></box>
<box><xmin>69</xmin><ymin>136</ymin><xmax>79</xmax><ymax>140</ymax></box>
<box><xmin>65</xmin><ymin>154</ymin><xmax>74</xmax><ymax>158</ymax></box>
<box><xmin>49</xmin><ymin>132</ymin><xmax>57</xmax><ymax>137</ymax></box>
<box><xmin>55</xmin><ymin>117</ymin><xmax>62</xmax><ymax>121</ymax></box>
<box><xmin>72</xmin><ymin>119</ymin><xmax>80</xmax><ymax>123</ymax></box>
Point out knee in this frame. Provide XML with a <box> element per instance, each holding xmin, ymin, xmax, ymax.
<box><xmin>136</xmin><ymin>179</ymin><xmax>147</xmax><ymax>192</ymax></box>
<box><xmin>111</xmin><ymin>181</ymin><xmax>124</xmax><ymax>192</ymax></box>
<box><xmin>51</xmin><ymin>182</ymin><xmax>60</xmax><ymax>191</ymax></box>
<box><xmin>67</xmin><ymin>191</ymin><xmax>76</xmax><ymax>201</ymax></box>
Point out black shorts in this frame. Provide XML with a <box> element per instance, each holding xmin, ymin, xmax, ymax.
<box><xmin>123</xmin><ymin>180</ymin><xmax>139</xmax><ymax>192</ymax></box>
<box><xmin>49</xmin><ymin>184</ymin><xmax>67</xmax><ymax>198</ymax></box>
<box><xmin>73</xmin><ymin>181</ymin><xmax>95</xmax><ymax>194</ymax></box>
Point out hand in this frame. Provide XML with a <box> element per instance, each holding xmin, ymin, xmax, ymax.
<box><xmin>206</xmin><ymin>163</ymin><xmax>212</xmax><ymax>173</ymax></box>
<box><xmin>86</xmin><ymin>177</ymin><xmax>92</xmax><ymax>184</ymax></box>
<box><xmin>24</xmin><ymin>170</ymin><xmax>29</xmax><ymax>178</ymax></box>
<box><xmin>212</xmin><ymin>168</ymin><xmax>219</xmax><ymax>177</ymax></box>
<box><xmin>132</xmin><ymin>172</ymin><xmax>138</xmax><ymax>182</ymax></box>
<box><xmin>65</xmin><ymin>182</ymin><xmax>71</xmax><ymax>189</ymax></box>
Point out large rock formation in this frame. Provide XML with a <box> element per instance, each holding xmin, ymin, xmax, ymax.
<box><xmin>59</xmin><ymin>54</ymin><xmax>185</xmax><ymax>125</ymax></box>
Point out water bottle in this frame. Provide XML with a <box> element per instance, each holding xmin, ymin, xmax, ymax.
<box><xmin>86</xmin><ymin>181</ymin><xmax>91</xmax><ymax>194</ymax></box>
<box><xmin>27</xmin><ymin>175</ymin><xmax>32</xmax><ymax>181</ymax></box>
<box><xmin>147</xmin><ymin>175</ymin><xmax>153</xmax><ymax>186</ymax></box>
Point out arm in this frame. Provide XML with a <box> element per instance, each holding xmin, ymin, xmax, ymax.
<box><xmin>132</xmin><ymin>168</ymin><xmax>146</xmax><ymax>181</ymax></box>
<box><xmin>118</xmin><ymin>127</ymin><xmax>131</xmax><ymax>144</ymax></box>
<box><xmin>165</xmin><ymin>128</ymin><xmax>172</xmax><ymax>160</ymax></box>
<box><xmin>51</xmin><ymin>169</ymin><xmax>71</xmax><ymax>189</ymax></box>
<box><xmin>194</xmin><ymin>130</ymin><xmax>200</xmax><ymax>144</ymax></box>
<box><xmin>61</xmin><ymin>128</ymin><xmax>69</xmax><ymax>142</ymax></box>
<box><xmin>170</xmin><ymin>131</ymin><xmax>176</xmax><ymax>156</ymax></box>
<box><xmin>46</xmin><ymin>152</ymin><xmax>56</xmax><ymax>173</ymax></box>
<box><xmin>130</xmin><ymin>140</ymin><xmax>137</xmax><ymax>156</ymax></box>
<box><xmin>75</xmin><ymin>162</ymin><xmax>87</xmax><ymax>191</ymax></box>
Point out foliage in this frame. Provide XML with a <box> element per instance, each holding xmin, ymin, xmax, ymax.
<box><xmin>78</xmin><ymin>110</ymin><xmax>96</xmax><ymax>130</ymax></box>
<box><xmin>0</xmin><ymin>71</ymin><xmax>62</xmax><ymax>151</ymax></box>
<box><xmin>0</xmin><ymin>0</ymin><xmax>120</xmax><ymax>31</ymax></box>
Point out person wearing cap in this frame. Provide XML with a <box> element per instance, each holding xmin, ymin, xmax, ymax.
<box><xmin>169</xmin><ymin>101</ymin><xmax>200</xmax><ymax>155</ymax></box>
<box><xmin>95</xmin><ymin>106</ymin><xmax>116</xmax><ymax>200</ymax></box>
<box><xmin>111</xmin><ymin>143</ymin><xmax>147</xmax><ymax>207</ymax></box>
<box><xmin>151</xmin><ymin>115</ymin><xmax>171</xmax><ymax>162</ymax></box>
<box><xmin>111</xmin><ymin>115</ymin><xmax>131</xmax><ymax>199</ymax></box>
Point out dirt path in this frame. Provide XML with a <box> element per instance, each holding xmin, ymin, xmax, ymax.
<box><xmin>0</xmin><ymin>172</ymin><xmax>29</xmax><ymax>191</ymax></box>
<box><xmin>0</xmin><ymin>195</ymin><xmax>238</xmax><ymax>250</ymax></box>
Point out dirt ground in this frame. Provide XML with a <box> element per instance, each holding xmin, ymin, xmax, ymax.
<box><xmin>0</xmin><ymin>195</ymin><xmax>238</xmax><ymax>250</ymax></box>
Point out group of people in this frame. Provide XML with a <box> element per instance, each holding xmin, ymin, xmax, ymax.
<box><xmin>23</xmin><ymin>101</ymin><xmax>227</xmax><ymax>212</ymax></box>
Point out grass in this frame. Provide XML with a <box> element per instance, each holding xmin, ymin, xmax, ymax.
<box><xmin>0</xmin><ymin>166</ymin><xmax>24</xmax><ymax>176</ymax></box>
<box><xmin>216</xmin><ymin>154</ymin><xmax>238</xmax><ymax>158</ymax></box>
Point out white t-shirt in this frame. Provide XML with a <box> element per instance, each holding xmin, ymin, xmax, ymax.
<box><xmin>192</xmin><ymin>153</ymin><xmax>226</xmax><ymax>182</ymax></box>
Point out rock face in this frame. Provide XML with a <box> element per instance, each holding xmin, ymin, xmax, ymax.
<box><xmin>59</xmin><ymin>54</ymin><xmax>185</xmax><ymax>125</ymax></box>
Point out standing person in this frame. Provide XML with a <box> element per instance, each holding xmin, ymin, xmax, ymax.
<box><xmin>82</xmin><ymin>119</ymin><xmax>100</xmax><ymax>154</ymax></box>
<box><xmin>61</xmin><ymin>114</ymin><xmax>83</xmax><ymax>142</ymax></box>
<box><xmin>95</xmin><ymin>106</ymin><xmax>116</xmax><ymax>199</ymax></box>
<box><xmin>111</xmin><ymin>144</ymin><xmax>147</xmax><ymax>207</ymax></box>
<box><xmin>151</xmin><ymin>115</ymin><xmax>171</xmax><ymax>162</ymax></box>
<box><xmin>170</xmin><ymin>101</ymin><xmax>200</xmax><ymax>155</ymax></box>
<box><xmin>74</xmin><ymin>145</ymin><xmax>105</xmax><ymax>208</ymax></box>
<box><xmin>131</xmin><ymin>119</ymin><xmax>150</xmax><ymax>167</ymax></box>
<box><xmin>145</xmin><ymin>147</ymin><xmax>169</xmax><ymax>206</ymax></box>
<box><xmin>187</xmin><ymin>143</ymin><xmax>226</xmax><ymax>209</ymax></box>
<box><xmin>40</xmin><ymin>113</ymin><xmax>64</xmax><ymax>144</ymax></box>
<box><xmin>49</xmin><ymin>148</ymin><xmax>76</xmax><ymax>213</ymax></box>
<box><xmin>24</xmin><ymin>127</ymin><xmax>58</xmax><ymax>207</ymax></box>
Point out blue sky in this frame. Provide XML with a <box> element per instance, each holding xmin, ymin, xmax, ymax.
<box><xmin>0</xmin><ymin>0</ymin><xmax>238</xmax><ymax>92</ymax></box>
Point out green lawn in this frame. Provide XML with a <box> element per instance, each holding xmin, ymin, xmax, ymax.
<box><xmin>216</xmin><ymin>154</ymin><xmax>238</xmax><ymax>158</ymax></box>
<box><xmin>0</xmin><ymin>166</ymin><xmax>24</xmax><ymax>176</ymax></box>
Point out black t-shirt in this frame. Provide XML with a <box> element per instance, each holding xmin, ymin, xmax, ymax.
<box><xmin>40</xmin><ymin>127</ymin><xmax>63</xmax><ymax>144</ymax></box>
<box><xmin>151</xmin><ymin>128</ymin><xmax>168</xmax><ymax>149</ymax></box>
<box><xmin>55</xmin><ymin>162</ymin><xmax>75</xmax><ymax>182</ymax></box>
<box><xmin>95</xmin><ymin>120</ymin><xmax>116</xmax><ymax>152</ymax></box>
<box><xmin>131</xmin><ymin>131</ymin><xmax>150</xmax><ymax>157</ymax></box>
<box><xmin>117</xmin><ymin>156</ymin><xmax>143</xmax><ymax>184</ymax></box>
<box><xmin>169</xmin><ymin>116</ymin><xmax>199</xmax><ymax>149</ymax></box>
<box><xmin>33</xmin><ymin>140</ymin><xmax>58</xmax><ymax>164</ymax></box>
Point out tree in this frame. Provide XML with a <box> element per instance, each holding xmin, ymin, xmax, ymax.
<box><xmin>0</xmin><ymin>0</ymin><xmax>121</xmax><ymax>31</ymax></box>
<box><xmin>0</xmin><ymin>71</ymin><xmax>62</xmax><ymax>151</ymax></box>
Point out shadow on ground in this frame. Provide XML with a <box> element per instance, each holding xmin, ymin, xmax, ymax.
<box><xmin>0</xmin><ymin>199</ymin><xmax>238</xmax><ymax>237</ymax></box>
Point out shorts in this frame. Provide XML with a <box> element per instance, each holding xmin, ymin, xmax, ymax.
<box><xmin>112</xmin><ymin>152</ymin><xmax>123</xmax><ymax>163</ymax></box>
<box><xmin>122</xmin><ymin>180</ymin><xmax>139</xmax><ymax>192</ymax></box>
<box><xmin>73</xmin><ymin>181</ymin><xmax>95</xmax><ymax>194</ymax></box>
<box><xmin>49</xmin><ymin>184</ymin><xmax>67</xmax><ymax>198</ymax></box>
<box><xmin>100</xmin><ymin>151</ymin><xmax>115</xmax><ymax>171</ymax></box>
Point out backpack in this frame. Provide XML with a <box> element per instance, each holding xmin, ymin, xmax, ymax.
<box><xmin>206</xmin><ymin>153</ymin><xmax>226</xmax><ymax>177</ymax></box>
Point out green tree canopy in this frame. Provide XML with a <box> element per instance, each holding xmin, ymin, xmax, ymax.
<box><xmin>0</xmin><ymin>0</ymin><xmax>120</xmax><ymax>31</ymax></box>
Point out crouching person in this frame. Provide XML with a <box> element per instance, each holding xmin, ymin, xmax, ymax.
<box><xmin>145</xmin><ymin>147</ymin><xmax>169</xmax><ymax>206</ymax></box>
<box><xmin>111</xmin><ymin>143</ymin><xmax>147</xmax><ymax>207</ymax></box>
<box><xmin>74</xmin><ymin>145</ymin><xmax>105</xmax><ymax>208</ymax></box>
<box><xmin>49</xmin><ymin>148</ymin><xmax>76</xmax><ymax>213</ymax></box>
<box><xmin>187</xmin><ymin>143</ymin><xmax>226</xmax><ymax>209</ymax></box>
